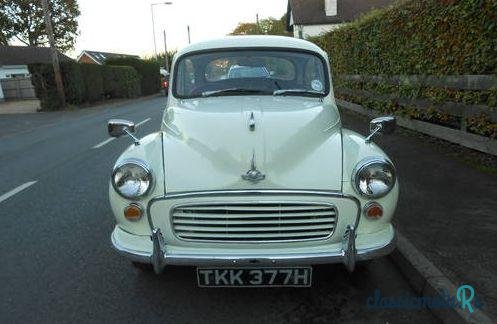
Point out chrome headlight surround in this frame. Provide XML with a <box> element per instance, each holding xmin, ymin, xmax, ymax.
<box><xmin>352</xmin><ymin>157</ymin><xmax>396</xmax><ymax>199</ymax></box>
<box><xmin>111</xmin><ymin>159</ymin><xmax>153</xmax><ymax>199</ymax></box>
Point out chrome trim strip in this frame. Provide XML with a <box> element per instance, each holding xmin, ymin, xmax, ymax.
<box><xmin>111</xmin><ymin>229</ymin><xmax>395</xmax><ymax>267</ymax></box>
<box><xmin>168</xmin><ymin>201</ymin><xmax>338</xmax><ymax>244</ymax></box>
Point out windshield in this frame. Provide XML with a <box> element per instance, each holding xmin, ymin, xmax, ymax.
<box><xmin>173</xmin><ymin>50</ymin><xmax>329</xmax><ymax>98</ymax></box>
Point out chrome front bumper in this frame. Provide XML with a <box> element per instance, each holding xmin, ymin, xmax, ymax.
<box><xmin>111</xmin><ymin>225</ymin><xmax>396</xmax><ymax>274</ymax></box>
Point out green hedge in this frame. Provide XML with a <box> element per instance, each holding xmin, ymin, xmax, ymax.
<box><xmin>101</xmin><ymin>65</ymin><xmax>141</xmax><ymax>99</ymax></box>
<box><xmin>106</xmin><ymin>57</ymin><xmax>160</xmax><ymax>95</ymax></box>
<box><xmin>311</xmin><ymin>0</ymin><xmax>497</xmax><ymax>75</ymax></box>
<box><xmin>29</xmin><ymin>62</ymin><xmax>141</xmax><ymax>111</ymax></box>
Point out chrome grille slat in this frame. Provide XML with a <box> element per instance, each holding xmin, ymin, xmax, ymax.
<box><xmin>175</xmin><ymin>231</ymin><xmax>332</xmax><ymax>239</ymax></box>
<box><xmin>171</xmin><ymin>202</ymin><xmax>337</xmax><ymax>242</ymax></box>
<box><xmin>174</xmin><ymin>224</ymin><xmax>334</xmax><ymax>232</ymax></box>
<box><xmin>173</xmin><ymin>211</ymin><xmax>334</xmax><ymax>218</ymax></box>
<box><xmin>175</xmin><ymin>205</ymin><xmax>332</xmax><ymax>211</ymax></box>
<box><xmin>173</xmin><ymin>217</ymin><xmax>336</xmax><ymax>225</ymax></box>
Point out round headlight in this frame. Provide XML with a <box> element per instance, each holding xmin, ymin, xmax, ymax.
<box><xmin>352</xmin><ymin>157</ymin><xmax>396</xmax><ymax>199</ymax></box>
<box><xmin>112</xmin><ymin>159</ymin><xmax>153</xmax><ymax>199</ymax></box>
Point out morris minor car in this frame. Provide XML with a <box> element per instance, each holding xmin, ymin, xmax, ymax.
<box><xmin>108</xmin><ymin>36</ymin><xmax>398</xmax><ymax>287</ymax></box>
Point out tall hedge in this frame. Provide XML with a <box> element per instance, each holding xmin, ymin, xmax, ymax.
<box><xmin>81</xmin><ymin>64</ymin><xmax>104</xmax><ymax>103</ymax></box>
<box><xmin>101</xmin><ymin>65</ymin><xmax>141</xmax><ymax>99</ymax></box>
<box><xmin>29</xmin><ymin>62</ymin><xmax>141</xmax><ymax>111</ymax></box>
<box><xmin>311</xmin><ymin>0</ymin><xmax>497</xmax><ymax>76</ymax></box>
<box><xmin>106</xmin><ymin>57</ymin><xmax>160</xmax><ymax>95</ymax></box>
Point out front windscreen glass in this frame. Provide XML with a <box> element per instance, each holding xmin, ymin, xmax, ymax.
<box><xmin>173</xmin><ymin>50</ymin><xmax>328</xmax><ymax>98</ymax></box>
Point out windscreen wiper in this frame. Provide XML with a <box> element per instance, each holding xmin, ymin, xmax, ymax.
<box><xmin>273</xmin><ymin>89</ymin><xmax>325</xmax><ymax>97</ymax></box>
<box><xmin>202</xmin><ymin>88</ymin><xmax>272</xmax><ymax>97</ymax></box>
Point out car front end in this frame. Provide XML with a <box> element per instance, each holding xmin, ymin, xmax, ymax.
<box><xmin>108</xmin><ymin>36</ymin><xmax>398</xmax><ymax>285</ymax></box>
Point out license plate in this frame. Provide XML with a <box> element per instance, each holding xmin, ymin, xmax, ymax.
<box><xmin>197</xmin><ymin>267</ymin><xmax>312</xmax><ymax>287</ymax></box>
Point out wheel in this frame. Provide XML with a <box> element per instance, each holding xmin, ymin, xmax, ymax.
<box><xmin>131</xmin><ymin>261</ymin><xmax>153</xmax><ymax>271</ymax></box>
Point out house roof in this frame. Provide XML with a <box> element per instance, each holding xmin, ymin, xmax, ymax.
<box><xmin>0</xmin><ymin>46</ymin><xmax>72</xmax><ymax>66</ymax></box>
<box><xmin>78</xmin><ymin>50</ymin><xmax>140</xmax><ymax>64</ymax></box>
<box><xmin>287</xmin><ymin>0</ymin><xmax>394</xmax><ymax>26</ymax></box>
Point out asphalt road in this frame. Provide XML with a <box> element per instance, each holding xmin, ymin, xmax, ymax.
<box><xmin>0</xmin><ymin>96</ymin><xmax>438</xmax><ymax>323</ymax></box>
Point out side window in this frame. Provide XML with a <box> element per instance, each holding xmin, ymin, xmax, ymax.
<box><xmin>304</xmin><ymin>57</ymin><xmax>325</xmax><ymax>91</ymax></box>
<box><xmin>177</xmin><ymin>58</ymin><xmax>195</xmax><ymax>94</ymax></box>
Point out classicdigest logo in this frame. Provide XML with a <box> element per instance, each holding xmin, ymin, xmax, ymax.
<box><xmin>366</xmin><ymin>285</ymin><xmax>484</xmax><ymax>314</ymax></box>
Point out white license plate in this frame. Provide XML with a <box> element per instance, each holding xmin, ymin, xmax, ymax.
<box><xmin>197</xmin><ymin>267</ymin><xmax>312</xmax><ymax>287</ymax></box>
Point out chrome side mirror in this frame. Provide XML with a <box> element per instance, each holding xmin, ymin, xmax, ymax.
<box><xmin>108</xmin><ymin>119</ymin><xmax>140</xmax><ymax>145</ymax></box>
<box><xmin>365</xmin><ymin>116</ymin><xmax>396</xmax><ymax>143</ymax></box>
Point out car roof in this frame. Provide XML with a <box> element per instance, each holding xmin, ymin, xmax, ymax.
<box><xmin>176</xmin><ymin>36</ymin><xmax>327</xmax><ymax>58</ymax></box>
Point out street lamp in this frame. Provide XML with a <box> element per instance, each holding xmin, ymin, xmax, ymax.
<box><xmin>151</xmin><ymin>2</ymin><xmax>173</xmax><ymax>57</ymax></box>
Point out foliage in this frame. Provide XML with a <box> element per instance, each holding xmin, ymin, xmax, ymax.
<box><xmin>335</xmin><ymin>82</ymin><xmax>497</xmax><ymax>138</ymax></box>
<box><xmin>145</xmin><ymin>51</ymin><xmax>177</xmax><ymax>70</ymax></box>
<box><xmin>0</xmin><ymin>0</ymin><xmax>80</xmax><ymax>52</ymax></box>
<box><xmin>29</xmin><ymin>62</ymin><xmax>140</xmax><ymax>111</ymax></box>
<box><xmin>336</xmin><ymin>78</ymin><xmax>497</xmax><ymax>107</ymax></box>
<box><xmin>101</xmin><ymin>65</ymin><xmax>141</xmax><ymax>99</ymax></box>
<box><xmin>106</xmin><ymin>57</ymin><xmax>161</xmax><ymax>96</ymax></box>
<box><xmin>230</xmin><ymin>14</ymin><xmax>291</xmax><ymax>36</ymax></box>
<box><xmin>80</xmin><ymin>64</ymin><xmax>104</xmax><ymax>103</ymax></box>
<box><xmin>311</xmin><ymin>0</ymin><xmax>497</xmax><ymax>138</ymax></box>
<box><xmin>310</xmin><ymin>0</ymin><xmax>497</xmax><ymax>75</ymax></box>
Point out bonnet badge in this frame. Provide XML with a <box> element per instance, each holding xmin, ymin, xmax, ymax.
<box><xmin>242</xmin><ymin>151</ymin><xmax>265</xmax><ymax>183</ymax></box>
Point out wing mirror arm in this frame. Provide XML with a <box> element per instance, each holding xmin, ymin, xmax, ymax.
<box><xmin>108</xmin><ymin>119</ymin><xmax>140</xmax><ymax>146</ymax></box>
<box><xmin>365</xmin><ymin>124</ymin><xmax>383</xmax><ymax>143</ymax></box>
<box><xmin>365</xmin><ymin>116</ymin><xmax>396</xmax><ymax>144</ymax></box>
<box><xmin>123</xmin><ymin>128</ymin><xmax>140</xmax><ymax>146</ymax></box>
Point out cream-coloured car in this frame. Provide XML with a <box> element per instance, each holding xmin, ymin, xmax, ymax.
<box><xmin>108</xmin><ymin>36</ymin><xmax>398</xmax><ymax>287</ymax></box>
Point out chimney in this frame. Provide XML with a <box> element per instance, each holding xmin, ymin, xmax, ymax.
<box><xmin>325</xmin><ymin>0</ymin><xmax>337</xmax><ymax>16</ymax></box>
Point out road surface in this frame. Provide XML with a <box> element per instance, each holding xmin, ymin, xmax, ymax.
<box><xmin>0</xmin><ymin>97</ymin><xmax>438</xmax><ymax>323</ymax></box>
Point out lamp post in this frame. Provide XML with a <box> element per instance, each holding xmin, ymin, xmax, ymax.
<box><xmin>151</xmin><ymin>2</ymin><xmax>173</xmax><ymax>56</ymax></box>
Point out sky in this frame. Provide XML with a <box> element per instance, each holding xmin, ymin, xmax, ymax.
<box><xmin>72</xmin><ymin>0</ymin><xmax>288</xmax><ymax>58</ymax></box>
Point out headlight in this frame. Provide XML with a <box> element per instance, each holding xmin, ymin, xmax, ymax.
<box><xmin>352</xmin><ymin>157</ymin><xmax>396</xmax><ymax>199</ymax></box>
<box><xmin>112</xmin><ymin>159</ymin><xmax>153</xmax><ymax>199</ymax></box>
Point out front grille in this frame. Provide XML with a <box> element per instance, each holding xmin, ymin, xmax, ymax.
<box><xmin>171</xmin><ymin>202</ymin><xmax>337</xmax><ymax>242</ymax></box>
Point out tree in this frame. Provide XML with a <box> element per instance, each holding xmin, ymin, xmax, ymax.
<box><xmin>230</xmin><ymin>14</ymin><xmax>291</xmax><ymax>37</ymax></box>
<box><xmin>145</xmin><ymin>51</ymin><xmax>178</xmax><ymax>69</ymax></box>
<box><xmin>0</xmin><ymin>0</ymin><xmax>80</xmax><ymax>52</ymax></box>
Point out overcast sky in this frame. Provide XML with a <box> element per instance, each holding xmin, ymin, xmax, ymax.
<box><xmin>72</xmin><ymin>0</ymin><xmax>288</xmax><ymax>58</ymax></box>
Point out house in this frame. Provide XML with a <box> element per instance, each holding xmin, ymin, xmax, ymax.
<box><xmin>77</xmin><ymin>50</ymin><xmax>140</xmax><ymax>65</ymax></box>
<box><xmin>0</xmin><ymin>46</ymin><xmax>72</xmax><ymax>102</ymax></box>
<box><xmin>287</xmin><ymin>0</ymin><xmax>394</xmax><ymax>39</ymax></box>
<box><xmin>0</xmin><ymin>45</ymin><xmax>72</xmax><ymax>79</ymax></box>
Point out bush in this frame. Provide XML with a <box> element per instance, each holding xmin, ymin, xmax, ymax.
<box><xmin>29</xmin><ymin>62</ymin><xmax>141</xmax><ymax>110</ymax></box>
<box><xmin>101</xmin><ymin>65</ymin><xmax>141</xmax><ymax>99</ymax></box>
<box><xmin>310</xmin><ymin>0</ymin><xmax>497</xmax><ymax>75</ymax></box>
<box><xmin>61</xmin><ymin>61</ymin><xmax>86</xmax><ymax>105</ymax></box>
<box><xmin>80</xmin><ymin>64</ymin><xmax>104</xmax><ymax>103</ymax></box>
<box><xmin>106</xmin><ymin>57</ymin><xmax>160</xmax><ymax>95</ymax></box>
<box><xmin>29</xmin><ymin>63</ymin><xmax>60</xmax><ymax>111</ymax></box>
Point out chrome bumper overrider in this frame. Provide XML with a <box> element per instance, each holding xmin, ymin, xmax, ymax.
<box><xmin>112</xmin><ymin>226</ymin><xmax>396</xmax><ymax>274</ymax></box>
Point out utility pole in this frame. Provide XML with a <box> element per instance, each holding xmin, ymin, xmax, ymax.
<box><xmin>41</xmin><ymin>0</ymin><xmax>65</xmax><ymax>107</ymax></box>
<box><xmin>256</xmin><ymin>13</ymin><xmax>260</xmax><ymax>33</ymax></box>
<box><xmin>151</xmin><ymin>2</ymin><xmax>173</xmax><ymax>57</ymax></box>
<box><xmin>151</xmin><ymin>5</ymin><xmax>157</xmax><ymax>56</ymax></box>
<box><xmin>187</xmin><ymin>25</ymin><xmax>191</xmax><ymax>44</ymax></box>
<box><xmin>163</xmin><ymin>30</ymin><xmax>169</xmax><ymax>71</ymax></box>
